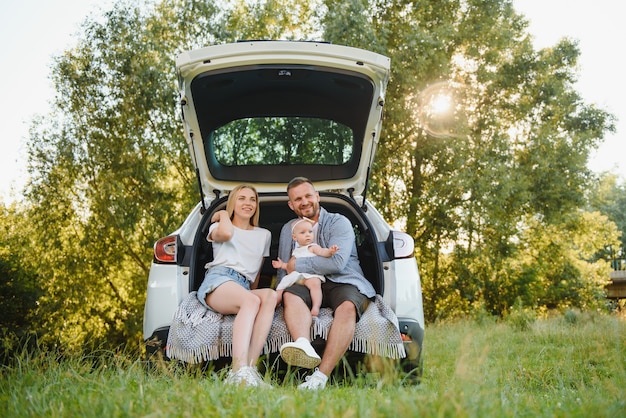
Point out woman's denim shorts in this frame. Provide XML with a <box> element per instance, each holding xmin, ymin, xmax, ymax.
<box><xmin>197</xmin><ymin>266</ymin><xmax>250</xmax><ymax>309</ymax></box>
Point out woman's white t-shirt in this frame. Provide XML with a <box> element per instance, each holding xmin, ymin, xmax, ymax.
<box><xmin>205</xmin><ymin>223</ymin><xmax>271</xmax><ymax>282</ymax></box>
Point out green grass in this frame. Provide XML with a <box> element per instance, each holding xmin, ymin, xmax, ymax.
<box><xmin>2</xmin><ymin>311</ymin><xmax>625</xmax><ymax>417</ymax></box>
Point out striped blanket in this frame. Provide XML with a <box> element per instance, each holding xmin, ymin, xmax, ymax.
<box><xmin>166</xmin><ymin>291</ymin><xmax>406</xmax><ymax>364</ymax></box>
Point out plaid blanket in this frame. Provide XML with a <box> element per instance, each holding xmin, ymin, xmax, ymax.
<box><xmin>166</xmin><ymin>291</ymin><xmax>406</xmax><ymax>364</ymax></box>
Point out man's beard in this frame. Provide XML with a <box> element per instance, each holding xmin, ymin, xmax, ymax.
<box><xmin>297</xmin><ymin>204</ymin><xmax>318</xmax><ymax>219</ymax></box>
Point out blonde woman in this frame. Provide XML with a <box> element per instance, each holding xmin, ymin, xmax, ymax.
<box><xmin>197</xmin><ymin>185</ymin><xmax>276</xmax><ymax>387</ymax></box>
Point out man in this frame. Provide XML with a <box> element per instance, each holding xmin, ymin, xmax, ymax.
<box><xmin>277</xmin><ymin>177</ymin><xmax>375</xmax><ymax>390</ymax></box>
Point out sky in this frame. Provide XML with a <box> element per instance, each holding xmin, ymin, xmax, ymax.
<box><xmin>1</xmin><ymin>0</ymin><xmax>624</xmax><ymax>203</ymax></box>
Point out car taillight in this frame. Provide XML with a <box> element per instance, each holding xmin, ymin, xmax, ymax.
<box><xmin>154</xmin><ymin>235</ymin><xmax>177</xmax><ymax>263</ymax></box>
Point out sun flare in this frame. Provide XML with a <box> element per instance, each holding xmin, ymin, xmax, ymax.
<box><xmin>428</xmin><ymin>93</ymin><xmax>453</xmax><ymax>116</ymax></box>
<box><xmin>414</xmin><ymin>81</ymin><xmax>462</xmax><ymax>138</ymax></box>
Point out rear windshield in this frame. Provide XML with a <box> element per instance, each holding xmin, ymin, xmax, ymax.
<box><xmin>212</xmin><ymin>116</ymin><xmax>353</xmax><ymax>166</ymax></box>
<box><xmin>191</xmin><ymin>64</ymin><xmax>374</xmax><ymax>183</ymax></box>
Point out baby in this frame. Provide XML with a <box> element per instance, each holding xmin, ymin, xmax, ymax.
<box><xmin>273</xmin><ymin>217</ymin><xmax>339</xmax><ymax>316</ymax></box>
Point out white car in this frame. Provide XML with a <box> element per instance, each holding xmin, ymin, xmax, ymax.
<box><xmin>143</xmin><ymin>41</ymin><xmax>425</xmax><ymax>374</ymax></box>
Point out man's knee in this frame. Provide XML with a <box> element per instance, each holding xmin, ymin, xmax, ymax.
<box><xmin>283</xmin><ymin>290</ymin><xmax>304</xmax><ymax>305</ymax></box>
<box><xmin>334</xmin><ymin>300</ymin><xmax>357</xmax><ymax>320</ymax></box>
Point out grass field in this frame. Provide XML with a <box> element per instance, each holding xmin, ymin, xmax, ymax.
<box><xmin>2</xmin><ymin>310</ymin><xmax>625</xmax><ymax>417</ymax></box>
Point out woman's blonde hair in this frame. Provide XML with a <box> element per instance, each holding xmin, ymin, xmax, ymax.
<box><xmin>225</xmin><ymin>184</ymin><xmax>260</xmax><ymax>226</ymax></box>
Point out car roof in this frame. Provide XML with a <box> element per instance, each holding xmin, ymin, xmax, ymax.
<box><xmin>176</xmin><ymin>41</ymin><xmax>390</xmax><ymax>198</ymax></box>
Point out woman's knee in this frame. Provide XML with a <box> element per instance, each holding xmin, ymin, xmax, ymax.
<box><xmin>255</xmin><ymin>288</ymin><xmax>277</xmax><ymax>307</ymax></box>
<box><xmin>262</xmin><ymin>288</ymin><xmax>278</xmax><ymax>306</ymax></box>
<box><xmin>241</xmin><ymin>291</ymin><xmax>262</xmax><ymax>311</ymax></box>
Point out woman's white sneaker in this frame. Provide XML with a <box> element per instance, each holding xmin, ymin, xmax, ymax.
<box><xmin>225</xmin><ymin>366</ymin><xmax>272</xmax><ymax>388</ymax></box>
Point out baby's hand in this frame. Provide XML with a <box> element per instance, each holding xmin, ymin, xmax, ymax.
<box><xmin>272</xmin><ymin>258</ymin><xmax>284</xmax><ymax>269</ymax></box>
<box><xmin>329</xmin><ymin>245</ymin><xmax>339</xmax><ymax>255</ymax></box>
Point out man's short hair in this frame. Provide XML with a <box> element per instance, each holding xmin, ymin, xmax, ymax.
<box><xmin>287</xmin><ymin>176</ymin><xmax>314</xmax><ymax>192</ymax></box>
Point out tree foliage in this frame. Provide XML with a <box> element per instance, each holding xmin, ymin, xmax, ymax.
<box><xmin>0</xmin><ymin>204</ymin><xmax>41</xmax><ymax>362</ymax></box>
<box><xmin>5</xmin><ymin>0</ymin><xmax>620</xmax><ymax>351</ymax></box>
<box><xmin>322</xmin><ymin>0</ymin><xmax>616</xmax><ymax>319</ymax></box>
<box><xmin>586</xmin><ymin>173</ymin><xmax>626</xmax><ymax>261</ymax></box>
<box><xmin>213</xmin><ymin>117</ymin><xmax>353</xmax><ymax>165</ymax></box>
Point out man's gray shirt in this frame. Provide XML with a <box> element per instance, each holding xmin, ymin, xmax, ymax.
<box><xmin>277</xmin><ymin>207</ymin><xmax>375</xmax><ymax>298</ymax></box>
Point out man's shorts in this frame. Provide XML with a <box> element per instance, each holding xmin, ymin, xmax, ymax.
<box><xmin>283</xmin><ymin>280</ymin><xmax>371</xmax><ymax>320</ymax></box>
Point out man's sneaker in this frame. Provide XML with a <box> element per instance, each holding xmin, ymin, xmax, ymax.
<box><xmin>279</xmin><ymin>337</ymin><xmax>321</xmax><ymax>369</ymax></box>
<box><xmin>298</xmin><ymin>369</ymin><xmax>328</xmax><ymax>390</ymax></box>
<box><xmin>225</xmin><ymin>366</ymin><xmax>272</xmax><ymax>388</ymax></box>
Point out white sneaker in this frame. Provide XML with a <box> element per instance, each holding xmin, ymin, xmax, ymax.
<box><xmin>279</xmin><ymin>337</ymin><xmax>321</xmax><ymax>369</ymax></box>
<box><xmin>249</xmin><ymin>367</ymin><xmax>273</xmax><ymax>389</ymax></box>
<box><xmin>298</xmin><ymin>369</ymin><xmax>328</xmax><ymax>390</ymax></box>
<box><xmin>225</xmin><ymin>366</ymin><xmax>272</xmax><ymax>388</ymax></box>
